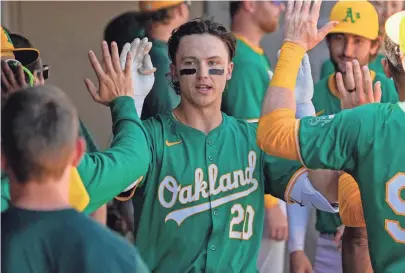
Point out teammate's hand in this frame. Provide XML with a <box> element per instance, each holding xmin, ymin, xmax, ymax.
<box><xmin>333</xmin><ymin>225</ymin><xmax>345</xmax><ymax>251</ymax></box>
<box><xmin>120</xmin><ymin>37</ymin><xmax>156</xmax><ymax>99</ymax></box>
<box><xmin>336</xmin><ymin>60</ymin><xmax>382</xmax><ymax>110</ymax></box>
<box><xmin>290</xmin><ymin>250</ymin><xmax>312</xmax><ymax>273</ymax></box>
<box><xmin>283</xmin><ymin>0</ymin><xmax>338</xmax><ymax>51</ymax></box>
<box><xmin>85</xmin><ymin>41</ymin><xmax>134</xmax><ymax>106</ymax></box>
<box><xmin>1</xmin><ymin>60</ymin><xmax>30</xmax><ymax>95</ymax></box>
<box><xmin>266</xmin><ymin>205</ymin><xmax>288</xmax><ymax>241</ymax></box>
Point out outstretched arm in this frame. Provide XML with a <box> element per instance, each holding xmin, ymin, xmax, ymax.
<box><xmin>80</xmin><ymin>40</ymin><xmax>154</xmax><ymax>213</ymax></box>
<box><xmin>257</xmin><ymin>0</ymin><xmax>337</xmax><ymax>161</ymax></box>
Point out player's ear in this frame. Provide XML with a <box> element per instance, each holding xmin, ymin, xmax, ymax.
<box><xmin>226</xmin><ymin>61</ymin><xmax>234</xmax><ymax>81</ymax></box>
<box><xmin>170</xmin><ymin>63</ymin><xmax>179</xmax><ymax>82</ymax></box>
<box><xmin>242</xmin><ymin>0</ymin><xmax>255</xmax><ymax>13</ymax></box>
<box><xmin>381</xmin><ymin>58</ymin><xmax>392</xmax><ymax>79</ymax></box>
<box><xmin>72</xmin><ymin>137</ymin><xmax>86</xmax><ymax>167</ymax></box>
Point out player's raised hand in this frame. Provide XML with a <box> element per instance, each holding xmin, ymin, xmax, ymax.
<box><xmin>283</xmin><ymin>0</ymin><xmax>338</xmax><ymax>51</ymax></box>
<box><xmin>336</xmin><ymin>60</ymin><xmax>382</xmax><ymax>110</ymax></box>
<box><xmin>85</xmin><ymin>41</ymin><xmax>134</xmax><ymax>106</ymax></box>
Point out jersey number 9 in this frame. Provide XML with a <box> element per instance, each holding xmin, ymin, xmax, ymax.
<box><xmin>385</xmin><ymin>173</ymin><xmax>405</xmax><ymax>244</ymax></box>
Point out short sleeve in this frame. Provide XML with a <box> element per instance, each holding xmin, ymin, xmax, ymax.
<box><xmin>298</xmin><ymin>105</ymin><xmax>378</xmax><ymax>171</ymax></box>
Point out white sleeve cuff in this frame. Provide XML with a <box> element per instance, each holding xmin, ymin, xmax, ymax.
<box><xmin>290</xmin><ymin>172</ymin><xmax>339</xmax><ymax>214</ymax></box>
<box><xmin>287</xmin><ymin>203</ymin><xmax>311</xmax><ymax>253</ymax></box>
<box><xmin>296</xmin><ymin>102</ymin><xmax>316</xmax><ymax>119</ymax></box>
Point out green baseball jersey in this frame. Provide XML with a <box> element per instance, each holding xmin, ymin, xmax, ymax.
<box><xmin>122</xmin><ymin>113</ymin><xmax>303</xmax><ymax>273</ymax></box>
<box><xmin>79</xmin><ymin>119</ymin><xmax>99</xmax><ymax>153</ymax></box>
<box><xmin>221</xmin><ymin>36</ymin><xmax>271</xmax><ymax>122</ymax></box>
<box><xmin>298</xmin><ymin>102</ymin><xmax>405</xmax><ymax>273</ymax></box>
<box><xmin>141</xmin><ymin>39</ymin><xmax>180</xmax><ymax>120</ymax></box>
<box><xmin>1</xmin><ymin>97</ymin><xmax>149</xmax><ymax>215</ymax></box>
<box><xmin>1</xmin><ymin>206</ymin><xmax>150</xmax><ymax>273</ymax></box>
<box><xmin>320</xmin><ymin>54</ymin><xmax>385</xmax><ymax>79</ymax></box>
<box><xmin>312</xmin><ymin>71</ymin><xmax>399</xmax><ymax>233</ymax></box>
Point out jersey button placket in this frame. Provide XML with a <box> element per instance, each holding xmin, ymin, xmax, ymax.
<box><xmin>206</xmin><ymin>137</ymin><xmax>219</xmax><ymax>272</ymax></box>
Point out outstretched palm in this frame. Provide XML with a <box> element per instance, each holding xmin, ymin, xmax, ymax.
<box><xmin>283</xmin><ymin>0</ymin><xmax>338</xmax><ymax>51</ymax></box>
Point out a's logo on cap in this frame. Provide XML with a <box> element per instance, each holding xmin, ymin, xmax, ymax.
<box><xmin>343</xmin><ymin>8</ymin><xmax>361</xmax><ymax>23</ymax></box>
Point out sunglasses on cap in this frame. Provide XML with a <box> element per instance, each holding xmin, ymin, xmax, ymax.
<box><xmin>34</xmin><ymin>65</ymin><xmax>50</xmax><ymax>80</ymax></box>
<box><xmin>4</xmin><ymin>59</ymin><xmax>35</xmax><ymax>87</ymax></box>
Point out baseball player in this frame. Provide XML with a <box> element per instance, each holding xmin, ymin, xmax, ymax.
<box><xmin>288</xmin><ymin>2</ymin><xmax>399</xmax><ymax>272</ymax></box>
<box><xmin>223</xmin><ymin>2</ymin><xmax>288</xmax><ymax>272</ymax></box>
<box><xmin>112</xmin><ymin>18</ymin><xmax>338</xmax><ymax>273</ymax></box>
<box><xmin>257</xmin><ymin>1</ymin><xmax>405</xmax><ymax>272</ymax></box>
<box><xmin>1</xmin><ymin>85</ymin><xmax>149</xmax><ymax>273</ymax></box>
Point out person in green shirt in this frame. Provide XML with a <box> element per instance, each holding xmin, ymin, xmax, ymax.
<box><xmin>288</xmin><ymin>2</ymin><xmax>398</xmax><ymax>273</ymax></box>
<box><xmin>113</xmin><ymin>17</ymin><xmax>339</xmax><ymax>273</ymax></box>
<box><xmin>257</xmin><ymin>2</ymin><xmax>405</xmax><ymax>272</ymax></box>
<box><xmin>1</xmin><ymin>84</ymin><xmax>150</xmax><ymax>273</ymax></box>
<box><xmin>1</xmin><ymin>34</ymin><xmax>155</xmax><ymax>218</ymax></box>
<box><xmin>1</xmin><ymin>29</ymin><xmax>106</xmax><ymax>222</ymax></box>
<box><xmin>223</xmin><ymin>2</ymin><xmax>289</xmax><ymax>273</ymax></box>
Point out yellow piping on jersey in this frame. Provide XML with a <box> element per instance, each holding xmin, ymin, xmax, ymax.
<box><xmin>284</xmin><ymin>167</ymin><xmax>307</xmax><ymax>204</ymax></box>
<box><xmin>69</xmin><ymin>167</ymin><xmax>89</xmax><ymax>211</ymax></box>
<box><xmin>233</xmin><ymin>34</ymin><xmax>264</xmax><ymax>55</ymax></box>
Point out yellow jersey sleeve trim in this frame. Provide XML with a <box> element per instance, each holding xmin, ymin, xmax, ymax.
<box><xmin>257</xmin><ymin>109</ymin><xmax>300</xmax><ymax>161</ymax></box>
<box><xmin>115</xmin><ymin>176</ymin><xmax>144</xmax><ymax>202</ymax></box>
<box><xmin>264</xmin><ymin>194</ymin><xmax>279</xmax><ymax>208</ymax></box>
<box><xmin>338</xmin><ymin>172</ymin><xmax>366</xmax><ymax>227</ymax></box>
<box><xmin>284</xmin><ymin>167</ymin><xmax>308</xmax><ymax>204</ymax></box>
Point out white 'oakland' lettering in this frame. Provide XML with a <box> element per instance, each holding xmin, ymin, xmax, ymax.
<box><xmin>158</xmin><ymin>151</ymin><xmax>259</xmax><ymax>225</ymax></box>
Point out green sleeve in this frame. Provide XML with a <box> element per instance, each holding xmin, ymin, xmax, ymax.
<box><xmin>79</xmin><ymin>120</ymin><xmax>99</xmax><ymax>153</ymax></box>
<box><xmin>1</xmin><ymin>174</ymin><xmax>10</xmax><ymax>212</ymax></box>
<box><xmin>380</xmin><ymin>77</ymin><xmax>399</xmax><ymax>104</ymax></box>
<box><xmin>222</xmin><ymin>61</ymin><xmax>268</xmax><ymax>120</ymax></box>
<box><xmin>81</xmin><ymin>96</ymin><xmax>151</xmax><ymax>214</ymax></box>
<box><xmin>298</xmin><ymin>104</ymin><xmax>379</xmax><ymax>171</ymax></box>
<box><xmin>320</xmin><ymin>59</ymin><xmax>335</xmax><ymax>80</ymax></box>
<box><xmin>263</xmin><ymin>154</ymin><xmax>303</xmax><ymax>201</ymax></box>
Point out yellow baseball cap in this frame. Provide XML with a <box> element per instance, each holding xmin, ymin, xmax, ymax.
<box><xmin>139</xmin><ymin>1</ymin><xmax>185</xmax><ymax>12</ymax></box>
<box><xmin>1</xmin><ymin>26</ymin><xmax>39</xmax><ymax>66</ymax></box>
<box><xmin>329</xmin><ymin>0</ymin><xmax>379</xmax><ymax>40</ymax></box>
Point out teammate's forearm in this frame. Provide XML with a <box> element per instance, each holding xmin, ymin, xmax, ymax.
<box><xmin>342</xmin><ymin>227</ymin><xmax>373</xmax><ymax>273</ymax></box>
<box><xmin>80</xmin><ymin>96</ymin><xmax>151</xmax><ymax>213</ymax></box>
<box><xmin>257</xmin><ymin>43</ymin><xmax>306</xmax><ymax>160</ymax></box>
<box><xmin>261</xmin><ymin>42</ymin><xmax>306</xmax><ymax>116</ymax></box>
<box><xmin>287</xmin><ymin>203</ymin><xmax>311</xmax><ymax>253</ymax></box>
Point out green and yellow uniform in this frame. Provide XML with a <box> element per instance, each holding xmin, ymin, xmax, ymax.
<box><xmin>141</xmin><ymin>39</ymin><xmax>180</xmax><ymax>120</ymax></box>
<box><xmin>312</xmin><ymin>71</ymin><xmax>399</xmax><ymax>235</ymax></box>
<box><xmin>297</xmin><ymin>102</ymin><xmax>405</xmax><ymax>273</ymax></box>
<box><xmin>1</xmin><ymin>97</ymin><xmax>148</xmax><ymax>214</ymax></box>
<box><xmin>222</xmin><ymin>35</ymin><xmax>280</xmax><ymax>207</ymax></box>
<box><xmin>118</xmin><ymin>113</ymin><xmax>305</xmax><ymax>273</ymax></box>
<box><xmin>319</xmin><ymin>54</ymin><xmax>385</xmax><ymax>79</ymax></box>
<box><xmin>1</xmin><ymin>206</ymin><xmax>150</xmax><ymax>273</ymax></box>
<box><xmin>222</xmin><ymin>35</ymin><xmax>271</xmax><ymax>122</ymax></box>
